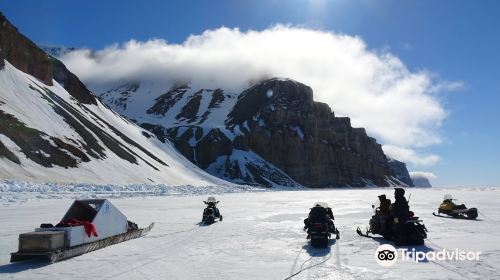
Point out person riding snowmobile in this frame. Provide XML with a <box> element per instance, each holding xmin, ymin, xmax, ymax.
<box><xmin>303</xmin><ymin>202</ymin><xmax>336</xmax><ymax>237</ymax></box>
<box><xmin>378</xmin><ymin>194</ymin><xmax>391</xmax><ymax>215</ymax></box>
<box><xmin>440</xmin><ymin>194</ymin><xmax>467</xmax><ymax>211</ymax></box>
<box><xmin>436</xmin><ymin>194</ymin><xmax>478</xmax><ymax>219</ymax></box>
<box><xmin>377</xmin><ymin>194</ymin><xmax>391</xmax><ymax>235</ymax></box>
<box><xmin>202</xmin><ymin>197</ymin><xmax>222</xmax><ymax>224</ymax></box>
<box><xmin>389</xmin><ymin>188</ymin><xmax>410</xmax><ymax>245</ymax></box>
<box><xmin>390</xmin><ymin>188</ymin><xmax>409</xmax><ymax>224</ymax></box>
<box><xmin>357</xmin><ymin>188</ymin><xmax>427</xmax><ymax>245</ymax></box>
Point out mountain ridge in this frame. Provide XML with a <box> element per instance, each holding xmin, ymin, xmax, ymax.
<box><xmin>99</xmin><ymin>77</ymin><xmax>411</xmax><ymax>188</ymax></box>
<box><xmin>2</xmin><ymin>13</ymin><xmax>413</xmax><ymax>188</ymax></box>
<box><xmin>0</xmin><ymin>13</ymin><xmax>228</xmax><ymax>186</ymax></box>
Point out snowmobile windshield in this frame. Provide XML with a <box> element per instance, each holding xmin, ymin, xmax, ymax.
<box><xmin>313</xmin><ymin>202</ymin><xmax>328</xmax><ymax>208</ymax></box>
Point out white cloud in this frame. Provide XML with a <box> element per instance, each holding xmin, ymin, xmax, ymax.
<box><xmin>383</xmin><ymin>145</ymin><xmax>440</xmax><ymax>167</ymax></box>
<box><xmin>428</xmin><ymin>80</ymin><xmax>466</xmax><ymax>94</ymax></box>
<box><xmin>59</xmin><ymin>25</ymin><xmax>461</xmax><ymax>160</ymax></box>
<box><xmin>409</xmin><ymin>171</ymin><xmax>437</xmax><ymax>180</ymax></box>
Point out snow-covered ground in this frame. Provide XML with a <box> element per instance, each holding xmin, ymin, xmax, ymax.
<box><xmin>1</xmin><ymin>186</ymin><xmax>499</xmax><ymax>279</ymax></box>
<box><xmin>0</xmin><ymin>180</ymin><xmax>265</xmax><ymax>205</ymax></box>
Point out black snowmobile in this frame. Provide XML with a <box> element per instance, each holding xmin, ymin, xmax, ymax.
<box><xmin>434</xmin><ymin>194</ymin><xmax>478</xmax><ymax>219</ymax></box>
<box><xmin>303</xmin><ymin>202</ymin><xmax>340</xmax><ymax>248</ymax></box>
<box><xmin>202</xmin><ymin>196</ymin><xmax>223</xmax><ymax>225</ymax></box>
<box><xmin>357</xmin><ymin>190</ymin><xmax>427</xmax><ymax>246</ymax></box>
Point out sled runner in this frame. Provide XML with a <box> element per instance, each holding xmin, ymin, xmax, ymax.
<box><xmin>356</xmin><ymin>215</ymin><xmax>427</xmax><ymax>245</ymax></box>
<box><xmin>433</xmin><ymin>210</ymin><xmax>478</xmax><ymax>220</ymax></box>
<box><xmin>10</xmin><ymin>199</ymin><xmax>154</xmax><ymax>263</ymax></box>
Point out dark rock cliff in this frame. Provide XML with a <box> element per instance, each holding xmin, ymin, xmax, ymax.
<box><xmin>223</xmin><ymin>79</ymin><xmax>394</xmax><ymax>187</ymax></box>
<box><xmin>0</xmin><ymin>12</ymin><xmax>96</xmax><ymax>105</ymax></box>
<box><xmin>387</xmin><ymin>158</ymin><xmax>414</xmax><ymax>187</ymax></box>
<box><xmin>137</xmin><ymin>78</ymin><xmax>402</xmax><ymax>187</ymax></box>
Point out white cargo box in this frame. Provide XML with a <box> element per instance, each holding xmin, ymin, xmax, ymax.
<box><xmin>35</xmin><ymin>199</ymin><xmax>128</xmax><ymax>247</ymax></box>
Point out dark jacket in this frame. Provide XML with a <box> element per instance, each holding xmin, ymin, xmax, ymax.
<box><xmin>379</xmin><ymin>198</ymin><xmax>391</xmax><ymax>215</ymax></box>
<box><xmin>309</xmin><ymin>206</ymin><xmax>328</xmax><ymax>223</ymax></box>
<box><xmin>391</xmin><ymin>196</ymin><xmax>409</xmax><ymax>223</ymax></box>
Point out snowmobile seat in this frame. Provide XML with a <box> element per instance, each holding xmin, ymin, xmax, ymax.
<box><xmin>454</xmin><ymin>204</ymin><xmax>467</xmax><ymax>210</ymax></box>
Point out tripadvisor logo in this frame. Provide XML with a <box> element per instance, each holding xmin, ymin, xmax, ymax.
<box><xmin>375</xmin><ymin>244</ymin><xmax>398</xmax><ymax>267</ymax></box>
<box><xmin>375</xmin><ymin>244</ymin><xmax>481</xmax><ymax>266</ymax></box>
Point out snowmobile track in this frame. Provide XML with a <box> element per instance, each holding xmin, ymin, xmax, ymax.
<box><xmin>283</xmin><ymin>244</ymin><xmax>334</xmax><ymax>280</ymax></box>
<box><xmin>2</xmin><ymin>188</ymin><xmax>499</xmax><ymax>280</ymax></box>
<box><xmin>105</xmin><ymin>223</ymin><xmax>220</xmax><ymax>279</ymax></box>
<box><xmin>289</xmin><ymin>243</ymin><xmax>305</xmax><ymax>275</ymax></box>
<box><xmin>426</xmin><ymin>238</ymin><xmax>497</xmax><ymax>280</ymax></box>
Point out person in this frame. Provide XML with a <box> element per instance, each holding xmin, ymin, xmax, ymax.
<box><xmin>390</xmin><ymin>188</ymin><xmax>409</xmax><ymax>224</ymax></box>
<box><xmin>378</xmin><ymin>194</ymin><xmax>391</xmax><ymax>215</ymax></box>
<box><xmin>303</xmin><ymin>203</ymin><xmax>335</xmax><ymax>237</ymax></box>
<box><xmin>389</xmin><ymin>188</ymin><xmax>410</xmax><ymax>245</ymax></box>
<box><xmin>440</xmin><ymin>194</ymin><xmax>467</xmax><ymax>211</ymax></box>
<box><xmin>203</xmin><ymin>197</ymin><xmax>222</xmax><ymax>221</ymax></box>
<box><xmin>377</xmin><ymin>194</ymin><xmax>391</xmax><ymax>235</ymax></box>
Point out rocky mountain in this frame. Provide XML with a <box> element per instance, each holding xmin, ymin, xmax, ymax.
<box><xmin>410</xmin><ymin>173</ymin><xmax>433</xmax><ymax>188</ymax></box>
<box><xmin>99</xmin><ymin>77</ymin><xmax>411</xmax><ymax>188</ymax></box>
<box><xmin>0</xmin><ymin>13</ymin><xmax>227</xmax><ymax>186</ymax></box>
<box><xmin>387</xmin><ymin>158</ymin><xmax>414</xmax><ymax>187</ymax></box>
<box><xmin>41</xmin><ymin>45</ymin><xmax>78</xmax><ymax>58</ymax></box>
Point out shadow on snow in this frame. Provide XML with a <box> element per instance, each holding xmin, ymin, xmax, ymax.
<box><xmin>303</xmin><ymin>239</ymin><xmax>336</xmax><ymax>257</ymax></box>
<box><xmin>0</xmin><ymin>259</ymin><xmax>48</xmax><ymax>273</ymax></box>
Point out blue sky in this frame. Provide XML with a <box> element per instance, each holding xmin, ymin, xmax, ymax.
<box><xmin>1</xmin><ymin>0</ymin><xmax>499</xmax><ymax>187</ymax></box>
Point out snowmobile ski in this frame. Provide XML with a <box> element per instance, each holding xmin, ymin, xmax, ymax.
<box><xmin>356</xmin><ymin>227</ymin><xmax>371</xmax><ymax>238</ymax></box>
<box><xmin>433</xmin><ymin>212</ymin><xmax>476</xmax><ymax>219</ymax></box>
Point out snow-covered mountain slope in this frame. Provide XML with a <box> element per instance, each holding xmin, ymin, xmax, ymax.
<box><xmin>1</xmin><ymin>186</ymin><xmax>499</xmax><ymax>279</ymax></box>
<box><xmin>99</xmin><ymin>79</ymin><xmax>407</xmax><ymax>188</ymax></box>
<box><xmin>100</xmin><ymin>81</ymin><xmax>302</xmax><ymax>187</ymax></box>
<box><xmin>0</xmin><ymin>60</ymin><xmax>227</xmax><ymax>186</ymax></box>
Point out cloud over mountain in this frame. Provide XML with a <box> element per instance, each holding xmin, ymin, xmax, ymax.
<box><xmin>58</xmin><ymin>25</ymin><xmax>461</xmax><ymax>166</ymax></box>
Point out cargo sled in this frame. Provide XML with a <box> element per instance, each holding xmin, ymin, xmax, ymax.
<box><xmin>11</xmin><ymin>199</ymin><xmax>154</xmax><ymax>263</ymax></box>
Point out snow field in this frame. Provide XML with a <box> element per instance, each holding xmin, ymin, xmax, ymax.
<box><xmin>0</xmin><ymin>187</ymin><xmax>499</xmax><ymax>279</ymax></box>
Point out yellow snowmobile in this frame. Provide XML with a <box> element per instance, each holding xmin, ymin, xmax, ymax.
<box><xmin>434</xmin><ymin>194</ymin><xmax>478</xmax><ymax>219</ymax></box>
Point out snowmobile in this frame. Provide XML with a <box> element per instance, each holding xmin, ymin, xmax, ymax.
<box><xmin>11</xmin><ymin>199</ymin><xmax>154</xmax><ymax>263</ymax></box>
<box><xmin>357</xmin><ymin>201</ymin><xmax>428</xmax><ymax>246</ymax></box>
<box><xmin>202</xmin><ymin>196</ymin><xmax>223</xmax><ymax>225</ymax></box>
<box><xmin>304</xmin><ymin>202</ymin><xmax>340</xmax><ymax>248</ymax></box>
<box><xmin>434</xmin><ymin>194</ymin><xmax>478</xmax><ymax>219</ymax></box>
